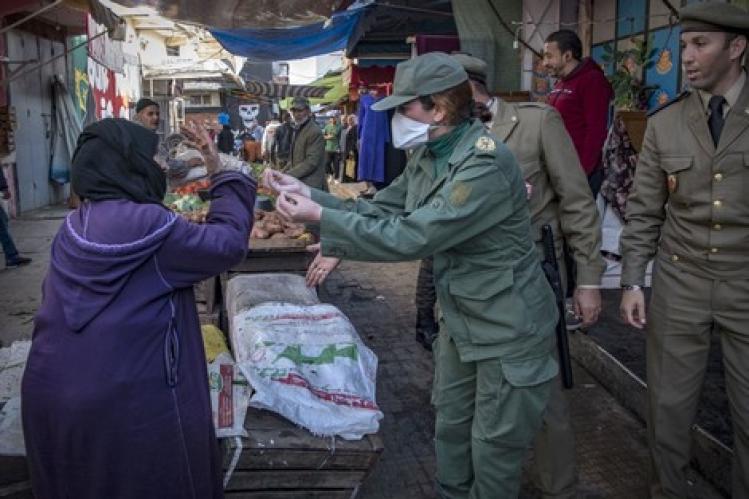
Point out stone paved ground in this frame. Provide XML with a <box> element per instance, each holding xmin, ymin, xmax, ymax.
<box><xmin>0</xmin><ymin>209</ymin><xmax>726</xmax><ymax>498</ymax></box>
<box><xmin>318</xmin><ymin>260</ymin><xmax>723</xmax><ymax>499</ymax></box>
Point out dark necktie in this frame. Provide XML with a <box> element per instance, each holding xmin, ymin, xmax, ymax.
<box><xmin>707</xmin><ymin>95</ymin><xmax>727</xmax><ymax>147</ymax></box>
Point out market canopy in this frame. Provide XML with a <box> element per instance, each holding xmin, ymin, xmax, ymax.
<box><xmin>106</xmin><ymin>0</ymin><xmax>348</xmax><ymax>29</ymax></box>
<box><xmin>243</xmin><ymin>81</ymin><xmax>331</xmax><ymax>99</ymax></box>
<box><xmin>210</xmin><ymin>6</ymin><xmax>368</xmax><ymax>62</ymax></box>
<box><xmin>279</xmin><ymin>71</ymin><xmax>347</xmax><ymax>109</ymax></box>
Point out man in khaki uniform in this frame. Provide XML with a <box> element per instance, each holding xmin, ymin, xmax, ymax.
<box><xmin>620</xmin><ymin>3</ymin><xmax>749</xmax><ymax>498</ymax></box>
<box><xmin>454</xmin><ymin>53</ymin><xmax>605</xmax><ymax>499</ymax></box>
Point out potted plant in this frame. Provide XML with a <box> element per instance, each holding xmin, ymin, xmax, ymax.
<box><xmin>600</xmin><ymin>37</ymin><xmax>659</xmax><ymax>151</ymax></box>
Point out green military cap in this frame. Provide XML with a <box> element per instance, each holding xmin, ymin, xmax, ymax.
<box><xmin>290</xmin><ymin>96</ymin><xmax>311</xmax><ymax>110</ymax></box>
<box><xmin>451</xmin><ymin>53</ymin><xmax>488</xmax><ymax>86</ymax></box>
<box><xmin>371</xmin><ymin>52</ymin><xmax>468</xmax><ymax>111</ymax></box>
<box><xmin>680</xmin><ymin>2</ymin><xmax>749</xmax><ymax>34</ymax></box>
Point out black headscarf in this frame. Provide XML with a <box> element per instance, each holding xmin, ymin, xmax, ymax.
<box><xmin>71</xmin><ymin>118</ymin><xmax>167</xmax><ymax>204</ymax></box>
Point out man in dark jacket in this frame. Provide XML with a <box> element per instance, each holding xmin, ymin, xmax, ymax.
<box><xmin>217</xmin><ymin>124</ymin><xmax>235</xmax><ymax>154</ymax></box>
<box><xmin>273</xmin><ymin>113</ymin><xmax>294</xmax><ymax>168</ymax></box>
<box><xmin>283</xmin><ymin>97</ymin><xmax>326</xmax><ymax>191</ymax></box>
<box><xmin>0</xmin><ymin>170</ymin><xmax>31</xmax><ymax>268</ymax></box>
<box><xmin>543</xmin><ymin>30</ymin><xmax>613</xmax><ymax>197</ymax></box>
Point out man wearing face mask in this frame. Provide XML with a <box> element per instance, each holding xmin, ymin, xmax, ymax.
<box><xmin>264</xmin><ymin>52</ymin><xmax>559</xmax><ymax>499</ymax></box>
<box><xmin>283</xmin><ymin>96</ymin><xmax>326</xmax><ymax>191</ymax></box>
<box><xmin>451</xmin><ymin>53</ymin><xmax>604</xmax><ymax>499</ymax></box>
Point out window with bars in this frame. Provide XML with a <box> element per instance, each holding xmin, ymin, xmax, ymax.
<box><xmin>187</xmin><ymin>94</ymin><xmax>213</xmax><ymax>106</ymax></box>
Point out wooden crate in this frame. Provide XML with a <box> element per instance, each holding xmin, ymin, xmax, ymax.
<box><xmin>233</xmin><ymin>240</ymin><xmax>313</xmax><ymax>274</ymax></box>
<box><xmin>0</xmin><ymin>456</ymin><xmax>33</xmax><ymax>498</ymax></box>
<box><xmin>222</xmin><ymin>408</ymin><xmax>383</xmax><ymax>498</ymax></box>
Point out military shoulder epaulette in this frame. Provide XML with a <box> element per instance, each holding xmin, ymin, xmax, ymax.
<box><xmin>647</xmin><ymin>90</ymin><xmax>691</xmax><ymax>117</ymax></box>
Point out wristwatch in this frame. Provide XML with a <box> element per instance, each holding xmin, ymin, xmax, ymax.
<box><xmin>622</xmin><ymin>284</ymin><xmax>642</xmax><ymax>291</ymax></box>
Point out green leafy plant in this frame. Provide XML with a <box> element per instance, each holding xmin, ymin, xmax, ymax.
<box><xmin>601</xmin><ymin>36</ymin><xmax>660</xmax><ymax>110</ymax></box>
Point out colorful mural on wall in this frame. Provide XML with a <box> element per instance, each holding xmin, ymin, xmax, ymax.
<box><xmin>70</xmin><ymin>35</ymin><xmax>89</xmax><ymax>119</ymax></box>
<box><xmin>591</xmin><ymin>1</ymin><xmax>683</xmax><ymax>112</ymax></box>
<box><xmin>646</xmin><ymin>26</ymin><xmax>681</xmax><ymax>109</ymax></box>
<box><xmin>87</xmin><ymin>58</ymin><xmax>129</xmax><ymax>120</ymax></box>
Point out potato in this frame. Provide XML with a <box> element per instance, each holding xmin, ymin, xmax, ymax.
<box><xmin>265</xmin><ymin>223</ymin><xmax>283</xmax><ymax>234</ymax></box>
<box><xmin>252</xmin><ymin>228</ymin><xmax>270</xmax><ymax>239</ymax></box>
<box><xmin>284</xmin><ymin>227</ymin><xmax>304</xmax><ymax>238</ymax></box>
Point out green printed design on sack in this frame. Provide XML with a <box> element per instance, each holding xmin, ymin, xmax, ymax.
<box><xmin>275</xmin><ymin>344</ymin><xmax>358</xmax><ymax>365</ymax></box>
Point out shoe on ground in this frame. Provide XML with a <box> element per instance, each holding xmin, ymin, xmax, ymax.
<box><xmin>415</xmin><ymin>327</ymin><xmax>438</xmax><ymax>352</ymax></box>
<box><xmin>565</xmin><ymin>299</ymin><xmax>582</xmax><ymax>331</ymax></box>
<box><xmin>6</xmin><ymin>256</ymin><xmax>31</xmax><ymax>268</ymax></box>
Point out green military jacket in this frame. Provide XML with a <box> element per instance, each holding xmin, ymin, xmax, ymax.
<box><xmin>285</xmin><ymin>118</ymin><xmax>326</xmax><ymax>191</ymax></box>
<box><xmin>621</xmin><ymin>80</ymin><xmax>749</xmax><ymax>284</ymax></box>
<box><xmin>311</xmin><ymin>120</ymin><xmax>559</xmax><ymax>378</ymax></box>
<box><xmin>491</xmin><ymin>99</ymin><xmax>604</xmax><ymax>287</ymax></box>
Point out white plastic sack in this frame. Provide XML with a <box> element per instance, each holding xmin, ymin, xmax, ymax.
<box><xmin>208</xmin><ymin>352</ymin><xmax>251</xmax><ymax>438</ymax></box>
<box><xmin>0</xmin><ymin>397</ymin><xmax>24</xmax><ymax>456</ymax></box>
<box><xmin>232</xmin><ymin>302</ymin><xmax>382</xmax><ymax>440</ymax></box>
<box><xmin>0</xmin><ymin>340</ymin><xmax>32</xmax><ymax>456</ymax></box>
<box><xmin>0</xmin><ymin>340</ymin><xmax>31</xmax><ymax>402</ymax></box>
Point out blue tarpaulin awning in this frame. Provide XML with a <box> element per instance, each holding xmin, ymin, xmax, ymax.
<box><xmin>210</xmin><ymin>7</ymin><xmax>368</xmax><ymax>62</ymax></box>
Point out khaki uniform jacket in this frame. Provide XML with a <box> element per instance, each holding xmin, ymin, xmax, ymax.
<box><xmin>621</xmin><ymin>83</ymin><xmax>749</xmax><ymax>284</ymax></box>
<box><xmin>491</xmin><ymin>100</ymin><xmax>604</xmax><ymax>286</ymax></box>
<box><xmin>285</xmin><ymin>118</ymin><xmax>326</xmax><ymax>191</ymax></box>
<box><xmin>311</xmin><ymin>120</ymin><xmax>559</xmax><ymax>379</ymax></box>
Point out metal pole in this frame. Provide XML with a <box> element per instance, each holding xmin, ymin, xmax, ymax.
<box><xmin>0</xmin><ymin>30</ymin><xmax>109</xmax><ymax>87</ymax></box>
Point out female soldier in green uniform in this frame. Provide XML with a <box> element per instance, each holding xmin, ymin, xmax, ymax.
<box><xmin>265</xmin><ymin>52</ymin><xmax>558</xmax><ymax>499</ymax></box>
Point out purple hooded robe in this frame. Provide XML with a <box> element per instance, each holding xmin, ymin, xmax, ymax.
<box><xmin>21</xmin><ymin>171</ymin><xmax>255</xmax><ymax>499</ymax></box>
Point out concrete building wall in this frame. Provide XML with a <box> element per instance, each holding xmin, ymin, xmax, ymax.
<box><xmin>6</xmin><ymin>29</ymin><xmax>69</xmax><ymax>212</ymax></box>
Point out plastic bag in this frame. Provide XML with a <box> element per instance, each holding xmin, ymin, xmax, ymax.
<box><xmin>232</xmin><ymin>302</ymin><xmax>382</xmax><ymax>440</ymax></box>
<box><xmin>208</xmin><ymin>352</ymin><xmax>251</xmax><ymax>438</ymax></box>
<box><xmin>0</xmin><ymin>397</ymin><xmax>24</xmax><ymax>456</ymax></box>
<box><xmin>0</xmin><ymin>340</ymin><xmax>31</xmax><ymax>456</ymax></box>
<box><xmin>202</xmin><ymin>324</ymin><xmax>230</xmax><ymax>363</ymax></box>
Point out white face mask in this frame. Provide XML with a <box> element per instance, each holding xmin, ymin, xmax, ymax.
<box><xmin>391</xmin><ymin>111</ymin><xmax>432</xmax><ymax>150</ymax></box>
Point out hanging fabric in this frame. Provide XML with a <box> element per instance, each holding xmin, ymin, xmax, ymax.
<box><xmin>49</xmin><ymin>76</ymin><xmax>83</xmax><ymax>184</ymax></box>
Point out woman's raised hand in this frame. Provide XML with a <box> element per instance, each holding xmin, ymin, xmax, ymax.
<box><xmin>180</xmin><ymin>122</ymin><xmax>220</xmax><ymax>175</ymax></box>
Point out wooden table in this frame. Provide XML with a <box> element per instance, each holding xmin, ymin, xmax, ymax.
<box><xmin>231</xmin><ymin>238</ymin><xmax>313</xmax><ymax>274</ymax></box>
<box><xmin>222</xmin><ymin>408</ymin><xmax>383</xmax><ymax>499</ymax></box>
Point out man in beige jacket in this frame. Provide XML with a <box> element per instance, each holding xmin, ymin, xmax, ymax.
<box><xmin>454</xmin><ymin>53</ymin><xmax>605</xmax><ymax>499</ymax></box>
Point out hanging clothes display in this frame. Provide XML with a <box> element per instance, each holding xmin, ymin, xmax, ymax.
<box><xmin>600</xmin><ymin>115</ymin><xmax>638</xmax><ymax>222</ymax></box>
<box><xmin>356</xmin><ymin>92</ymin><xmax>389</xmax><ymax>183</ymax></box>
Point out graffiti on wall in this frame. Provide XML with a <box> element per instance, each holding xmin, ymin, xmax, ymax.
<box><xmin>87</xmin><ymin>58</ymin><xmax>129</xmax><ymax>120</ymax></box>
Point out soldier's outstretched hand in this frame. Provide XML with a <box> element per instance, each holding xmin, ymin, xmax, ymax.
<box><xmin>620</xmin><ymin>289</ymin><xmax>647</xmax><ymax>330</ymax></box>
<box><xmin>262</xmin><ymin>169</ymin><xmax>311</xmax><ymax>198</ymax></box>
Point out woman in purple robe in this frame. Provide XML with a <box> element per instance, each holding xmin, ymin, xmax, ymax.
<box><xmin>21</xmin><ymin>119</ymin><xmax>255</xmax><ymax>498</ymax></box>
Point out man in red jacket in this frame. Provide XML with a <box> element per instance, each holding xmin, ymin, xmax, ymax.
<box><xmin>544</xmin><ymin>30</ymin><xmax>613</xmax><ymax>197</ymax></box>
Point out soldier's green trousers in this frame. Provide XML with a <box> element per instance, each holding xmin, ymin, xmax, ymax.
<box><xmin>531</xmin><ymin>373</ymin><xmax>577</xmax><ymax>499</ymax></box>
<box><xmin>530</xmin><ymin>254</ymin><xmax>577</xmax><ymax>499</ymax></box>
<box><xmin>648</xmin><ymin>257</ymin><xmax>749</xmax><ymax>499</ymax></box>
<box><xmin>432</xmin><ymin>331</ymin><xmax>552</xmax><ymax>499</ymax></box>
